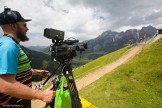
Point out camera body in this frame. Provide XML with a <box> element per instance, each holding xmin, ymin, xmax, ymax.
<box><xmin>44</xmin><ymin>28</ymin><xmax>87</xmax><ymax>62</ymax></box>
<box><xmin>44</xmin><ymin>28</ymin><xmax>64</xmax><ymax>40</ymax></box>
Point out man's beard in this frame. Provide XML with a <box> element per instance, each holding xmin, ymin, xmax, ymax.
<box><xmin>16</xmin><ymin>24</ymin><xmax>29</xmax><ymax>42</ymax></box>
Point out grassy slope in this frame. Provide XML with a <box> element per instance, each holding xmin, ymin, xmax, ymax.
<box><xmin>42</xmin><ymin>45</ymin><xmax>132</xmax><ymax>90</ymax></box>
<box><xmin>74</xmin><ymin>45</ymin><xmax>133</xmax><ymax>79</ymax></box>
<box><xmin>73</xmin><ymin>51</ymin><xmax>107</xmax><ymax>67</ymax></box>
<box><xmin>79</xmin><ymin>41</ymin><xmax>162</xmax><ymax>108</ymax></box>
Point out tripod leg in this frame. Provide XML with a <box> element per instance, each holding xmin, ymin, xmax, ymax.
<box><xmin>64</xmin><ymin>71</ymin><xmax>82</xmax><ymax>108</ymax></box>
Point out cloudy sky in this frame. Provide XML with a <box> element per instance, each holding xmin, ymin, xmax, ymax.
<box><xmin>0</xmin><ymin>0</ymin><xmax>162</xmax><ymax>46</ymax></box>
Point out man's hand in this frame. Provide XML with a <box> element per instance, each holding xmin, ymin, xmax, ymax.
<box><xmin>41</xmin><ymin>87</ymin><xmax>56</xmax><ymax>103</ymax></box>
<box><xmin>32</xmin><ymin>69</ymin><xmax>49</xmax><ymax>77</ymax></box>
<box><xmin>0</xmin><ymin>75</ymin><xmax>55</xmax><ymax>102</ymax></box>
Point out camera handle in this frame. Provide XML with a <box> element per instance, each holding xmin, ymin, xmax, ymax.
<box><xmin>42</xmin><ymin>63</ymin><xmax>61</xmax><ymax>86</ymax></box>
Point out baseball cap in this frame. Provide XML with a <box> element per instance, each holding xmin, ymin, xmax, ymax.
<box><xmin>0</xmin><ymin>7</ymin><xmax>31</xmax><ymax>25</ymax></box>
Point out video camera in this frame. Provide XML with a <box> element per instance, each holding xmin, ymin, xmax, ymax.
<box><xmin>44</xmin><ymin>28</ymin><xmax>87</xmax><ymax>62</ymax></box>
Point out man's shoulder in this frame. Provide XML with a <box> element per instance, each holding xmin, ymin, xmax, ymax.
<box><xmin>0</xmin><ymin>36</ymin><xmax>19</xmax><ymax>49</ymax></box>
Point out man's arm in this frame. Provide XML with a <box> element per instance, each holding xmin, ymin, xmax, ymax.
<box><xmin>31</xmin><ymin>69</ymin><xmax>48</xmax><ymax>77</ymax></box>
<box><xmin>0</xmin><ymin>74</ymin><xmax>55</xmax><ymax>103</ymax></box>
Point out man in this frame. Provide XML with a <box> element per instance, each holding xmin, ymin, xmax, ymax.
<box><xmin>0</xmin><ymin>7</ymin><xmax>55</xmax><ymax>108</ymax></box>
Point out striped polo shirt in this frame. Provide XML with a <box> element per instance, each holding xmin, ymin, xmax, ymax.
<box><xmin>0</xmin><ymin>36</ymin><xmax>32</xmax><ymax>108</ymax></box>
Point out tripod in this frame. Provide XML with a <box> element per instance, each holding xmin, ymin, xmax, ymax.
<box><xmin>43</xmin><ymin>59</ymin><xmax>82</xmax><ymax>108</ymax></box>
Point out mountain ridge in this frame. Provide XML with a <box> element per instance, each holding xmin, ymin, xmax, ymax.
<box><xmin>28</xmin><ymin>25</ymin><xmax>157</xmax><ymax>54</ymax></box>
<box><xmin>87</xmin><ymin>25</ymin><xmax>157</xmax><ymax>53</ymax></box>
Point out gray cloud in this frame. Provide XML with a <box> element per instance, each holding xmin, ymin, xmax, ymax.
<box><xmin>67</xmin><ymin>0</ymin><xmax>162</xmax><ymax>29</ymax></box>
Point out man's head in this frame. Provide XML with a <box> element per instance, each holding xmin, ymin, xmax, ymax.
<box><xmin>0</xmin><ymin>7</ymin><xmax>31</xmax><ymax>42</ymax></box>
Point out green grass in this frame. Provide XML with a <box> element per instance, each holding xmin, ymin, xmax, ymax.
<box><xmin>41</xmin><ymin>45</ymin><xmax>132</xmax><ymax>91</ymax></box>
<box><xmin>74</xmin><ymin>45</ymin><xmax>133</xmax><ymax>79</ymax></box>
<box><xmin>79</xmin><ymin>41</ymin><xmax>162</xmax><ymax>108</ymax></box>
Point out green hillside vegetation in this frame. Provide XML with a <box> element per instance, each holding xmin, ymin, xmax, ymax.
<box><xmin>79</xmin><ymin>40</ymin><xmax>162</xmax><ymax>108</ymax></box>
<box><xmin>74</xmin><ymin>45</ymin><xmax>133</xmax><ymax>79</ymax></box>
<box><xmin>72</xmin><ymin>51</ymin><xmax>107</xmax><ymax>67</ymax></box>
<box><xmin>41</xmin><ymin>45</ymin><xmax>132</xmax><ymax>91</ymax></box>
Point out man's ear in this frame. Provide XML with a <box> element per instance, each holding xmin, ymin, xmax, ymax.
<box><xmin>11</xmin><ymin>23</ymin><xmax>17</xmax><ymax>31</ymax></box>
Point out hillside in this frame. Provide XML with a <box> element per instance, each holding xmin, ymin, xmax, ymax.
<box><xmin>76</xmin><ymin>44</ymin><xmax>144</xmax><ymax>91</ymax></box>
<box><xmin>74</xmin><ymin>45</ymin><xmax>133</xmax><ymax>79</ymax></box>
<box><xmin>31</xmin><ymin>41</ymin><xmax>134</xmax><ymax>108</ymax></box>
<box><xmin>32</xmin><ymin>34</ymin><xmax>162</xmax><ymax>108</ymax></box>
<box><xmin>79</xmin><ymin>38</ymin><xmax>162</xmax><ymax>107</ymax></box>
<box><xmin>28</xmin><ymin>46</ymin><xmax>47</xmax><ymax>52</ymax></box>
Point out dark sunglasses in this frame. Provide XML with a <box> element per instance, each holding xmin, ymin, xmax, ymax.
<box><xmin>16</xmin><ymin>22</ymin><xmax>27</xmax><ymax>28</ymax></box>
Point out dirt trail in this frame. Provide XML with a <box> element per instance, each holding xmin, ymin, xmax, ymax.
<box><xmin>32</xmin><ymin>45</ymin><xmax>144</xmax><ymax>108</ymax></box>
<box><xmin>75</xmin><ymin>45</ymin><xmax>144</xmax><ymax>90</ymax></box>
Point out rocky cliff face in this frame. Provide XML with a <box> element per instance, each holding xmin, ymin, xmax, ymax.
<box><xmin>87</xmin><ymin>25</ymin><xmax>157</xmax><ymax>53</ymax></box>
